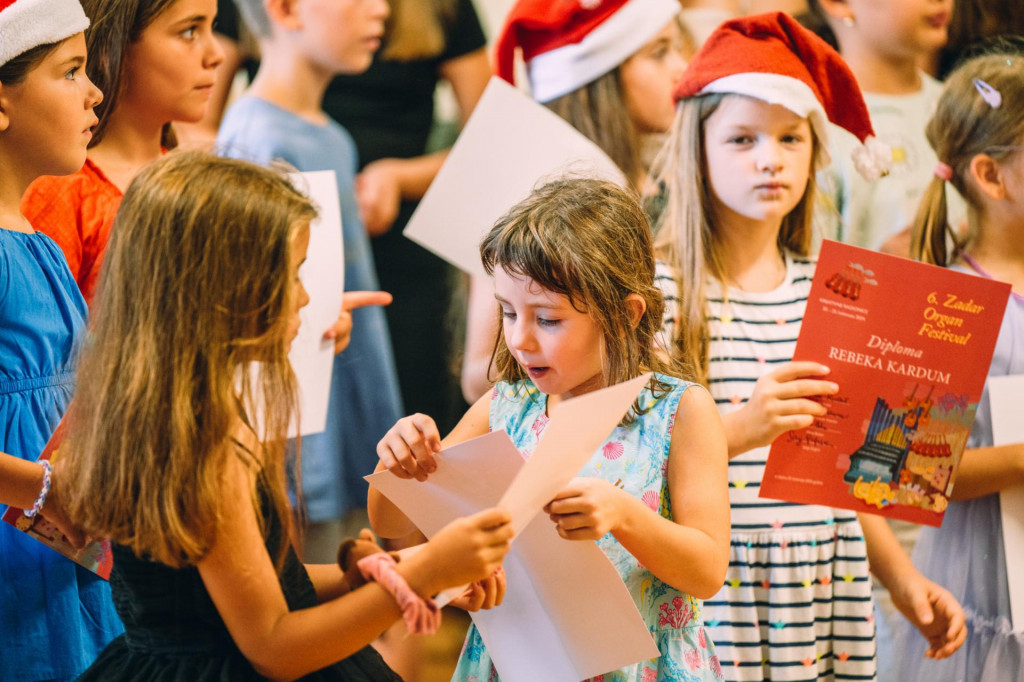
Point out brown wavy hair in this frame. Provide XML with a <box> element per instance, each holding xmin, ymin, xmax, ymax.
<box><xmin>63</xmin><ymin>151</ymin><xmax>316</xmax><ymax>569</ymax></box>
<box><xmin>650</xmin><ymin>93</ymin><xmax>818</xmax><ymax>385</ymax></box>
<box><xmin>910</xmin><ymin>50</ymin><xmax>1024</xmax><ymax>266</ymax></box>
<box><xmin>481</xmin><ymin>176</ymin><xmax>692</xmax><ymax>420</ymax></box>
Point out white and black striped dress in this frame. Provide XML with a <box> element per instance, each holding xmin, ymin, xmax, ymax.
<box><xmin>657</xmin><ymin>254</ymin><xmax>876</xmax><ymax>682</ymax></box>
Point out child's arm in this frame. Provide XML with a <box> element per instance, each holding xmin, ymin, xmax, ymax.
<box><xmin>721</xmin><ymin>361</ymin><xmax>838</xmax><ymax>458</ymax></box>
<box><xmin>368</xmin><ymin>389</ymin><xmax>493</xmax><ymax>538</ymax></box>
<box><xmin>947</xmin><ymin>443</ymin><xmax>1024</xmax><ymax>500</ymax></box>
<box><xmin>461</xmin><ymin>276</ymin><xmax>500</xmax><ymax>403</ymax></box>
<box><xmin>858</xmin><ymin>514</ymin><xmax>966</xmax><ymax>661</ymax></box>
<box><xmin>544</xmin><ymin>386</ymin><xmax>731</xmax><ymax>598</ymax></box>
<box><xmin>199</xmin><ymin>454</ymin><xmax>512</xmax><ymax>681</ymax></box>
<box><xmin>0</xmin><ymin>453</ymin><xmax>85</xmax><ymax>546</ymax></box>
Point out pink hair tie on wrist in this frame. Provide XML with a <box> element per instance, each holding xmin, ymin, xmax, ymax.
<box><xmin>357</xmin><ymin>552</ymin><xmax>441</xmax><ymax>635</ymax></box>
<box><xmin>934</xmin><ymin>162</ymin><xmax>954</xmax><ymax>182</ymax></box>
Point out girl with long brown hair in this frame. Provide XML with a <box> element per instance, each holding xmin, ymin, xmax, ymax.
<box><xmin>64</xmin><ymin>151</ymin><xmax>513</xmax><ymax>681</ymax></box>
<box><xmin>20</xmin><ymin>0</ymin><xmax>224</xmax><ymax>303</ymax></box>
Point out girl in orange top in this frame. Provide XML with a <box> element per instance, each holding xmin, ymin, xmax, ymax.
<box><xmin>21</xmin><ymin>0</ymin><xmax>224</xmax><ymax>303</ymax></box>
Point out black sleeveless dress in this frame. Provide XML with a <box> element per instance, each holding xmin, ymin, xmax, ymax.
<box><xmin>78</xmin><ymin>493</ymin><xmax>402</xmax><ymax>681</ymax></box>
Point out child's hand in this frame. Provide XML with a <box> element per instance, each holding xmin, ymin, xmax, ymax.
<box><xmin>731</xmin><ymin>362</ymin><xmax>837</xmax><ymax>452</ymax></box>
<box><xmin>355</xmin><ymin>160</ymin><xmax>402</xmax><ymax>236</ymax></box>
<box><xmin>376</xmin><ymin>414</ymin><xmax>442</xmax><ymax>481</ymax></box>
<box><xmin>544</xmin><ymin>477</ymin><xmax>628</xmax><ymax>540</ymax></box>
<box><xmin>889</xmin><ymin>572</ymin><xmax>967</xmax><ymax>660</ymax></box>
<box><xmin>323</xmin><ymin>291</ymin><xmax>393</xmax><ymax>355</ymax></box>
<box><xmin>405</xmin><ymin>508</ymin><xmax>513</xmax><ymax>597</ymax></box>
<box><xmin>448</xmin><ymin>567</ymin><xmax>507</xmax><ymax>612</ymax></box>
<box><xmin>41</xmin><ymin>460</ymin><xmax>89</xmax><ymax>549</ymax></box>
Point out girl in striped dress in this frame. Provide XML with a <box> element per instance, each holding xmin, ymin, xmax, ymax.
<box><xmin>651</xmin><ymin>13</ymin><xmax>966</xmax><ymax>682</ymax></box>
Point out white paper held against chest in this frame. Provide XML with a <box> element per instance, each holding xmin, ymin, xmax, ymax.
<box><xmin>366</xmin><ymin>374</ymin><xmax>658</xmax><ymax>681</ymax></box>
<box><xmin>402</xmin><ymin>77</ymin><xmax>625</xmax><ymax>279</ymax></box>
<box><xmin>990</xmin><ymin>374</ymin><xmax>1024</xmax><ymax>630</ymax></box>
<box><xmin>287</xmin><ymin>171</ymin><xmax>344</xmax><ymax>436</ymax></box>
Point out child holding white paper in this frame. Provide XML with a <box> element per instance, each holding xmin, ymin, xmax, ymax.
<box><xmin>652</xmin><ymin>13</ymin><xmax>967</xmax><ymax>680</ymax></box>
<box><xmin>462</xmin><ymin>0</ymin><xmax>691</xmax><ymax>402</ymax></box>
<box><xmin>372</xmin><ymin>177</ymin><xmax>731</xmax><ymax>680</ymax></box>
<box><xmin>0</xmin><ymin>2</ymin><xmax>123</xmax><ymax>678</ymax></box>
<box><xmin>59</xmin><ymin>151</ymin><xmax>514</xmax><ymax>681</ymax></box>
<box><xmin>892</xmin><ymin>50</ymin><xmax>1024</xmax><ymax>682</ymax></box>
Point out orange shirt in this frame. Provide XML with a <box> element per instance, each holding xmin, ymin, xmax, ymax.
<box><xmin>21</xmin><ymin>158</ymin><xmax>123</xmax><ymax>304</ymax></box>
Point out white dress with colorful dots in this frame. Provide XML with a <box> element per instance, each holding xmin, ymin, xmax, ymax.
<box><xmin>452</xmin><ymin>374</ymin><xmax>724</xmax><ymax>682</ymax></box>
<box><xmin>657</xmin><ymin>254</ymin><xmax>877</xmax><ymax>682</ymax></box>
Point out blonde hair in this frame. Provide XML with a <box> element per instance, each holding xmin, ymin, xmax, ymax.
<box><xmin>544</xmin><ymin>68</ymin><xmax>646</xmax><ymax>189</ymax></box>
<box><xmin>482</xmin><ymin>177</ymin><xmax>692</xmax><ymax>419</ymax></box>
<box><xmin>381</xmin><ymin>0</ymin><xmax>457</xmax><ymax>62</ymax></box>
<box><xmin>64</xmin><ymin>151</ymin><xmax>316</xmax><ymax>569</ymax></box>
<box><xmin>651</xmin><ymin>94</ymin><xmax>818</xmax><ymax>385</ymax></box>
<box><xmin>910</xmin><ymin>51</ymin><xmax>1024</xmax><ymax>266</ymax></box>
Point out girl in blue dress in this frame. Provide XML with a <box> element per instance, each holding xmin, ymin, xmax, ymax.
<box><xmin>897</xmin><ymin>48</ymin><xmax>1024</xmax><ymax>682</ymax></box>
<box><xmin>371</xmin><ymin>177</ymin><xmax>732</xmax><ymax>681</ymax></box>
<box><xmin>0</xmin><ymin>1</ymin><xmax>122</xmax><ymax>679</ymax></box>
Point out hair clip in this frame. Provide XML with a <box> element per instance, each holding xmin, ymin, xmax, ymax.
<box><xmin>973</xmin><ymin>78</ymin><xmax>1002</xmax><ymax>108</ymax></box>
<box><xmin>934</xmin><ymin>162</ymin><xmax>954</xmax><ymax>183</ymax></box>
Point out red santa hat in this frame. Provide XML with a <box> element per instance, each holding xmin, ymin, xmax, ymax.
<box><xmin>495</xmin><ymin>0</ymin><xmax>681</xmax><ymax>104</ymax></box>
<box><xmin>0</xmin><ymin>0</ymin><xmax>89</xmax><ymax>67</ymax></box>
<box><xmin>674</xmin><ymin>12</ymin><xmax>888</xmax><ymax>178</ymax></box>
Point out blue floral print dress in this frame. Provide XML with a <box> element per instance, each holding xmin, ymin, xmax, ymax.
<box><xmin>452</xmin><ymin>374</ymin><xmax>724</xmax><ymax>682</ymax></box>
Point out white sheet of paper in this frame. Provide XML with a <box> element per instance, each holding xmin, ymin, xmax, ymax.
<box><xmin>402</xmin><ymin>77</ymin><xmax>625</xmax><ymax>278</ymax></box>
<box><xmin>366</xmin><ymin>375</ymin><xmax>659</xmax><ymax>681</ymax></box>
<box><xmin>991</xmin><ymin>375</ymin><xmax>1024</xmax><ymax>630</ymax></box>
<box><xmin>288</xmin><ymin>171</ymin><xmax>344</xmax><ymax>436</ymax></box>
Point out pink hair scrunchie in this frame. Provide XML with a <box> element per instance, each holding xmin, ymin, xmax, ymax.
<box><xmin>357</xmin><ymin>552</ymin><xmax>441</xmax><ymax>635</ymax></box>
<box><xmin>934</xmin><ymin>162</ymin><xmax>954</xmax><ymax>182</ymax></box>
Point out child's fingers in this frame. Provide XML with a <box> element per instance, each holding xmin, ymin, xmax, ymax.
<box><xmin>376</xmin><ymin>440</ymin><xmax>416</xmax><ymax>479</ymax></box>
<box><xmin>769</xmin><ymin>362</ymin><xmax>831</xmax><ymax>383</ymax></box>
<box><xmin>775</xmin><ymin>378</ymin><xmax>839</xmax><ymax>400</ymax></box>
<box><xmin>492</xmin><ymin>567</ymin><xmax>507</xmax><ymax>607</ymax></box>
<box><xmin>342</xmin><ymin>290</ymin><xmax>393</xmax><ymax>311</ymax></box>
<box><xmin>396</xmin><ymin>415</ymin><xmax>439</xmax><ymax>473</ymax></box>
<box><xmin>470</xmin><ymin>507</ymin><xmax>513</xmax><ymax>533</ymax></box>
<box><xmin>774</xmin><ymin>398</ymin><xmax>828</xmax><ymax>417</ymax></box>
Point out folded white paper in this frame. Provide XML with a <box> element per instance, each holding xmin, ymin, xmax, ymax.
<box><xmin>366</xmin><ymin>374</ymin><xmax>659</xmax><ymax>681</ymax></box>
<box><xmin>402</xmin><ymin>77</ymin><xmax>625</xmax><ymax>279</ymax></box>
<box><xmin>990</xmin><ymin>375</ymin><xmax>1024</xmax><ymax>631</ymax></box>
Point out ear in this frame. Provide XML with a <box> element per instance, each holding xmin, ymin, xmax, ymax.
<box><xmin>969</xmin><ymin>153</ymin><xmax>1007</xmax><ymax>201</ymax></box>
<box><xmin>265</xmin><ymin>0</ymin><xmax>303</xmax><ymax>31</ymax></box>
<box><xmin>0</xmin><ymin>82</ymin><xmax>10</xmax><ymax>133</ymax></box>
<box><xmin>624</xmin><ymin>293</ymin><xmax>647</xmax><ymax>329</ymax></box>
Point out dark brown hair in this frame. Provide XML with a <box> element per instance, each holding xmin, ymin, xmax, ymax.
<box><xmin>0</xmin><ymin>42</ymin><xmax>62</xmax><ymax>84</ymax></box>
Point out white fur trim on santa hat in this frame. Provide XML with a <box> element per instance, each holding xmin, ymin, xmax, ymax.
<box><xmin>0</xmin><ymin>0</ymin><xmax>89</xmax><ymax>67</ymax></box>
<box><xmin>702</xmin><ymin>72</ymin><xmax>832</xmax><ymax>165</ymax></box>
<box><xmin>527</xmin><ymin>0</ymin><xmax>680</xmax><ymax>104</ymax></box>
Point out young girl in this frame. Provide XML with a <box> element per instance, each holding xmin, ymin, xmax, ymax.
<box><xmin>20</xmin><ymin>0</ymin><xmax>224</xmax><ymax>304</ymax></box>
<box><xmin>0</xmin><ymin>2</ymin><xmax>122</xmax><ymax>679</ymax></box>
<box><xmin>892</xmin><ymin>50</ymin><xmax>1024</xmax><ymax>682</ymax></box>
<box><xmin>652</xmin><ymin>13</ymin><xmax>966</xmax><ymax>680</ymax></box>
<box><xmin>462</xmin><ymin>0</ymin><xmax>692</xmax><ymax>402</ymax></box>
<box><xmin>59</xmin><ymin>150</ymin><xmax>514</xmax><ymax>681</ymax></box>
<box><xmin>804</xmin><ymin>0</ymin><xmax>967</xmax><ymax>256</ymax></box>
<box><xmin>372</xmin><ymin>177</ymin><xmax>731</xmax><ymax>680</ymax></box>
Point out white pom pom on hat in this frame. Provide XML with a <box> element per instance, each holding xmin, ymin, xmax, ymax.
<box><xmin>0</xmin><ymin>0</ymin><xmax>90</xmax><ymax>68</ymax></box>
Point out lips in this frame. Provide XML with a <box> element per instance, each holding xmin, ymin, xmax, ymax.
<box><xmin>926</xmin><ymin>12</ymin><xmax>949</xmax><ymax>28</ymax></box>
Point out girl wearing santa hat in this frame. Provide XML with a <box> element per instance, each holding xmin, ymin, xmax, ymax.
<box><xmin>462</xmin><ymin>0</ymin><xmax>691</xmax><ymax>402</ymax></box>
<box><xmin>653</xmin><ymin>12</ymin><xmax>966</xmax><ymax>681</ymax></box>
<box><xmin>0</xmin><ymin>0</ymin><xmax>123</xmax><ymax>678</ymax></box>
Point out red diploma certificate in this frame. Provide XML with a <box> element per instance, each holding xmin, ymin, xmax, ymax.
<box><xmin>760</xmin><ymin>240</ymin><xmax>1011</xmax><ymax>525</ymax></box>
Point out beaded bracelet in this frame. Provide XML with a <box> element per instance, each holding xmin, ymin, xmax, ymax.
<box><xmin>24</xmin><ymin>460</ymin><xmax>53</xmax><ymax>518</ymax></box>
<box><xmin>357</xmin><ymin>552</ymin><xmax>441</xmax><ymax>635</ymax></box>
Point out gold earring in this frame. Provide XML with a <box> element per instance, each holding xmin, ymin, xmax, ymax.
<box><xmin>842</xmin><ymin>15</ymin><xmax>856</xmax><ymax>28</ymax></box>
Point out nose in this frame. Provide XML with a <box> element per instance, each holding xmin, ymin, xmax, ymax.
<box><xmin>667</xmin><ymin>49</ymin><xmax>687</xmax><ymax>83</ymax></box>
<box><xmin>84</xmin><ymin>73</ymin><xmax>103</xmax><ymax>109</ymax></box>
<box><xmin>204</xmin><ymin>31</ymin><xmax>226</xmax><ymax>70</ymax></box>
<box><xmin>505</xmin><ymin>317</ymin><xmax>536</xmax><ymax>355</ymax></box>
<box><xmin>756</xmin><ymin>140</ymin><xmax>784</xmax><ymax>174</ymax></box>
<box><xmin>373</xmin><ymin>0</ymin><xmax>390</xmax><ymax>21</ymax></box>
<box><xmin>298</xmin><ymin>281</ymin><xmax>310</xmax><ymax>310</ymax></box>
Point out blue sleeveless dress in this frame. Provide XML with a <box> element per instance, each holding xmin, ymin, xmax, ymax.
<box><xmin>452</xmin><ymin>374</ymin><xmax>724</xmax><ymax>681</ymax></box>
<box><xmin>0</xmin><ymin>229</ymin><xmax>123</xmax><ymax>681</ymax></box>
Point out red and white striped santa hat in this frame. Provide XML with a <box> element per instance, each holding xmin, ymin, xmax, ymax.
<box><xmin>0</xmin><ymin>0</ymin><xmax>89</xmax><ymax>67</ymax></box>
<box><xmin>495</xmin><ymin>0</ymin><xmax>681</xmax><ymax>104</ymax></box>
